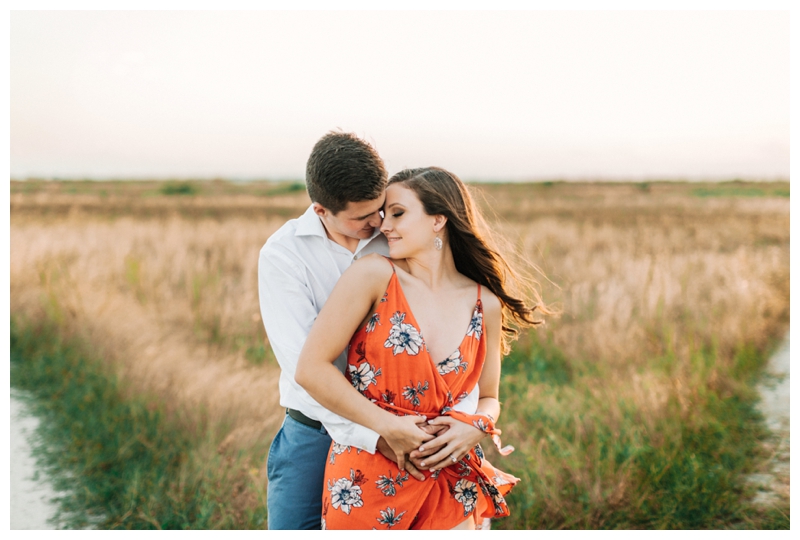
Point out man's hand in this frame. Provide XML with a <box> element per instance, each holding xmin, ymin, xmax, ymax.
<box><xmin>376</xmin><ymin>436</ymin><xmax>426</xmax><ymax>481</ymax></box>
<box><xmin>376</xmin><ymin>421</ymin><xmax>447</xmax><ymax>480</ymax></box>
<box><xmin>408</xmin><ymin>422</ymin><xmax>449</xmax><ymax>469</ymax></box>
<box><xmin>409</xmin><ymin>416</ymin><xmax>486</xmax><ymax>471</ymax></box>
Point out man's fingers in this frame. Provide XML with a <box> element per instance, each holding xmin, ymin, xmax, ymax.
<box><xmin>404</xmin><ymin>460</ymin><xmax>426</xmax><ymax>482</ymax></box>
<box><xmin>396</xmin><ymin>452</ymin><xmax>406</xmax><ymax>471</ymax></box>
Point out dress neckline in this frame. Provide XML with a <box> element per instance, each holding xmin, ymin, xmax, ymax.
<box><xmin>386</xmin><ymin>270</ymin><xmax>484</xmax><ymax>367</ymax></box>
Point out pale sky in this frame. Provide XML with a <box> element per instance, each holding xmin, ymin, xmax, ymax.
<box><xmin>9</xmin><ymin>9</ymin><xmax>790</xmax><ymax>181</ymax></box>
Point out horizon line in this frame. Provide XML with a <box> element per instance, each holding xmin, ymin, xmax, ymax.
<box><xmin>8</xmin><ymin>175</ymin><xmax>790</xmax><ymax>184</ymax></box>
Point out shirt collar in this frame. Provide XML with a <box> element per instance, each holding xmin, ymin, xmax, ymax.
<box><xmin>295</xmin><ymin>204</ymin><xmax>327</xmax><ymax>238</ymax></box>
<box><xmin>294</xmin><ymin>203</ymin><xmax>384</xmax><ymax>249</ymax></box>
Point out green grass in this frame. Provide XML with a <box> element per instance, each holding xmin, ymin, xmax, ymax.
<box><xmin>492</xmin><ymin>334</ymin><xmax>788</xmax><ymax>529</ymax></box>
<box><xmin>691</xmin><ymin>187</ymin><xmax>789</xmax><ymax>198</ymax></box>
<box><xmin>9</xmin><ymin>312</ymin><xmax>787</xmax><ymax>529</ymax></box>
<box><xmin>159</xmin><ymin>182</ymin><xmax>199</xmax><ymax>196</ymax></box>
<box><xmin>257</xmin><ymin>181</ymin><xmax>306</xmax><ymax>196</ymax></box>
<box><xmin>10</xmin><ymin>316</ymin><xmax>267</xmax><ymax>530</ymax></box>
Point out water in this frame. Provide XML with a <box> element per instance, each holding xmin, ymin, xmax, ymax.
<box><xmin>10</xmin><ymin>391</ymin><xmax>61</xmax><ymax>530</ymax></box>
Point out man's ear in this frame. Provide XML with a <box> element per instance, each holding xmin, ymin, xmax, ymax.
<box><xmin>312</xmin><ymin>203</ymin><xmax>328</xmax><ymax>218</ymax></box>
<box><xmin>433</xmin><ymin>215</ymin><xmax>447</xmax><ymax>233</ymax></box>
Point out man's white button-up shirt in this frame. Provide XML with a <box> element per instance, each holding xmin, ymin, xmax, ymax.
<box><xmin>258</xmin><ymin>204</ymin><xmax>477</xmax><ymax>454</ymax></box>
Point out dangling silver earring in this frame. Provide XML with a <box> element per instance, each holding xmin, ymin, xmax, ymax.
<box><xmin>434</xmin><ymin>235</ymin><xmax>443</xmax><ymax>251</ymax></box>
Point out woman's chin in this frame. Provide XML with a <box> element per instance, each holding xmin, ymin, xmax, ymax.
<box><xmin>387</xmin><ymin>246</ymin><xmax>404</xmax><ymax>259</ymax></box>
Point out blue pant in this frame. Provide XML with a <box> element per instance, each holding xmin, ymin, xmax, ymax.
<box><xmin>266</xmin><ymin>413</ymin><xmax>332</xmax><ymax>530</ymax></box>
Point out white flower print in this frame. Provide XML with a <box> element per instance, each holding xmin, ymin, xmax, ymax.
<box><xmin>328</xmin><ymin>478</ymin><xmax>362</xmax><ymax>515</ymax></box>
<box><xmin>475</xmin><ymin>443</ymin><xmax>485</xmax><ymax>460</ymax></box>
<box><xmin>483</xmin><ymin>481</ymin><xmax>506</xmax><ymax>514</ymax></box>
<box><xmin>348</xmin><ymin>362</ymin><xmax>382</xmax><ymax>392</ymax></box>
<box><xmin>472</xmin><ymin>418</ymin><xmax>491</xmax><ymax>432</ymax></box>
<box><xmin>327</xmin><ymin>469</ymin><xmax>367</xmax><ymax>515</ymax></box>
<box><xmin>375</xmin><ymin>470</ymin><xmax>409</xmax><ymax>497</ymax></box>
<box><xmin>453</xmin><ymin>479</ymin><xmax>479</xmax><ymax>516</ymax></box>
<box><xmin>466</xmin><ymin>307</ymin><xmax>483</xmax><ymax>340</ymax></box>
<box><xmin>401</xmin><ymin>381</ymin><xmax>429</xmax><ymax>407</ymax></box>
<box><xmin>380</xmin><ymin>389</ymin><xmax>396</xmax><ymax>405</ymax></box>
<box><xmin>492</xmin><ymin>473</ymin><xmax>513</xmax><ymax>486</ymax></box>
<box><xmin>456</xmin><ymin>461</ymin><xmax>472</xmax><ymax>477</ymax></box>
<box><xmin>365</xmin><ymin>313</ymin><xmax>381</xmax><ymax>333</ymax></box>
<box><xmin>329</xmin><ymin>443</ymin><xmax>350</xmax><ymax>465</ymax></box>
<box><xmin>377</xmin><ymin>507</ymin><xmax>407</xmax><ymax>528</ymax></box>
<box><xmin>437</xmin><ymin>348</ymin><xmax>469</xmax><ymax>376</ymax></box>
<box><xmin>384</xmin><ymin>312</ymin><xmax>423</xmax><ymax>356</ymax></box>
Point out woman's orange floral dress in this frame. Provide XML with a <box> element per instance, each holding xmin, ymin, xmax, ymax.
<box><xmin>322</xmin><ymin>262</ymin><xmax>519</xmax><ymax>530</ymax></box>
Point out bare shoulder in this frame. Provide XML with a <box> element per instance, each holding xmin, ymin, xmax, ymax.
<box><xmin>354</xmin><ymin>252</ymin><xmax>393</xmax><ymax>272</ymax></box>
<box><xmin>480</xmin><ymin>286</ymin><xmax>503</xmax><ymax>320</ymax></box>
<box><xmin>341</xmin><ymin>253</ymin><xmax>394</xmax><ymax>292</ymax></box>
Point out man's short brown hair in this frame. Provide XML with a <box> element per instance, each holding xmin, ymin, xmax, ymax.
<box><xmin>305</xmin><ymin>131</ymin><xmax>387</xmax><ymax>214</ymax></box>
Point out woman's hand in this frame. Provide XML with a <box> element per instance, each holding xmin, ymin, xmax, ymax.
<box><xmin>408</xmin><ymin>416</ymin><xmax>487</xmax><ymax>471</ymax></box>
<box><xmin>380</xmin><ymin>415</ymin><xmax>435</xmax><ymax>472</ymax></box>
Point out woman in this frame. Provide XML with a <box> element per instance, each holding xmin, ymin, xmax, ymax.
<box><xmin>295</xmin><ymin>167</ymin><xmax>548</xmax><ymax>529</ymax></box>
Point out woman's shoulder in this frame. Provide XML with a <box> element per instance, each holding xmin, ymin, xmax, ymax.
<box><xmin>354</xmin><ymin>252</ymin><xmax>393</xmax><ymax>269</ymax></box>
<box><xmin>333</xmin><ymin>254</ymin><xmax>395</xmax><ymax>302</ymax></box>
<box><xmin>478</xmin><ymin>283</ymin><xmax>502</xmax><ymax>318</ymax></box>
<box><xmin>343</xmin><ymin>253</ymin><xmax>394</xmax><ymax>285</ymax></box>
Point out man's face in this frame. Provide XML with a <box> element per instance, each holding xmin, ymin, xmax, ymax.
<box><xmin>315</xmin><ymin>194</ymin><xmax>386</xmax><ymax>242</ymax></box>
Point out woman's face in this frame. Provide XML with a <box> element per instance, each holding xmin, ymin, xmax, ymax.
<box><xmin>380</xmin><ymin>183</ymin><xmax>439</xmax><ymax>259</ymax></box>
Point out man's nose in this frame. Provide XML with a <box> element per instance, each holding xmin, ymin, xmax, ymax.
<box><xmin>369</xmin><ymin>213</ymin><xmax>383</xmax><ymax>229</ymax></box>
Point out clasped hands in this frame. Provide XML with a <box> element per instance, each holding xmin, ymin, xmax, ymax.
<box><xmin>376</xmin><ymin>414</ymin><xmax>486</xmax><ymax>482</ymax></box>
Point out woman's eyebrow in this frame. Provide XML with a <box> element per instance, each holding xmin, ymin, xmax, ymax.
<box><xmin>385</xmin><ymin>203</ymin><xmax>404</xmax><ymax>211</ymax></box>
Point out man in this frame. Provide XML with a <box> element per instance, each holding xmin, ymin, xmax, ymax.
<box><xmin>259</xmin><ymin>132</ymin><xmax>408</xmax><ymax>530</ymax></box>
<box><xmin>259</xmin><ymin>131</ymin><xmax>478</xmax><ymax>530</ymax></box>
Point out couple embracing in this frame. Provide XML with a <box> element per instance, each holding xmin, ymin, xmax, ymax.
<box><xmin>258</xmin><ymin>131</ymin><xmax>549</xmax><ymax>530</ymax></box>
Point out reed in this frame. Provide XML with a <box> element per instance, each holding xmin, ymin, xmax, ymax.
<box><xmin>10</xmin><ymin>179</ymin><xmax>789</xmax><ymax>529</ymax></box>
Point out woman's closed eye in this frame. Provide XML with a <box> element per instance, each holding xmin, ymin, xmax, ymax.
<box><xmin>392</xmin><ymin>211</ymin><xmax>404</xmax><ymax>218</ymax></box>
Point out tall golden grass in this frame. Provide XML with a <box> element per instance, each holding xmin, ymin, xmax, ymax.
<box><xmin>10</xmin><ymin>179</ymin><xmax>789</xmax><ymax>527</ymax></box>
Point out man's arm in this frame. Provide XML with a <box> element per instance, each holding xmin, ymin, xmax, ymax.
<box><xmin>258</xmin><ymin>245</ymin><xmax>381</xmax><ymax>452</ymax></box>
<box><xmin>294</xmin><ymin>256</ymin><xmax>434</xmax><ymax>472</ymax></box>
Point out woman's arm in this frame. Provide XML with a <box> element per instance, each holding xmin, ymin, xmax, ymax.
<box><xmin>294</xmin><ymin>255</ymin><xmax>434</xmax><ymax>470</ymax></box>
<box><xmin>409</xmin><ymin>290</ymin><xmax>504</xmax><ymax>471</ymax></box>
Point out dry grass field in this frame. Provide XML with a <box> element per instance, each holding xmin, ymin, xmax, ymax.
<box><xmin>9</xmin><ymin>179</ymin><xmax>790</xmax><ymax>529</ymax></box>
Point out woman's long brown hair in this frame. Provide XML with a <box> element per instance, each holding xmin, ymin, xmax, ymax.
<box><xmin>388</xmin><ymin>167</ymin><xmax>553</xmax><ymax>354</ymax></box>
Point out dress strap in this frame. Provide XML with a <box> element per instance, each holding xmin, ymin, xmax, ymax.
<box><xmin>477</xmin><ymin>283</ymin><xmax>482</xmax><ymax>301</ymax></box>
<box><xmin>382</xmin><ymin>255</ymin><xmax>396</xmax><ymax>272</ymax></box>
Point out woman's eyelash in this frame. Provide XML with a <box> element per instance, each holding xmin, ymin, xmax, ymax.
<box><xmin>392</xmin><ymin>212</ymin><xmax>404</xmax><ymax>218</ymax></box>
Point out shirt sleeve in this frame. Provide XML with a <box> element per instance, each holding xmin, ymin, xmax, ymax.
<box><xmin>258</xmin><ymin>244</ymin><xmax>380</xmax><ymax>453</ymax></box>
